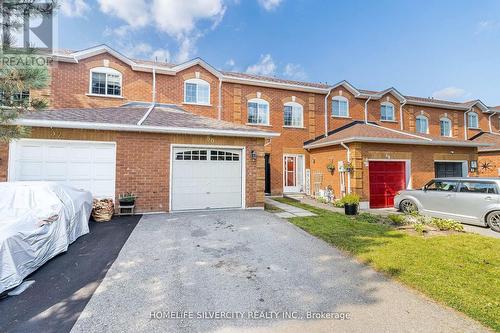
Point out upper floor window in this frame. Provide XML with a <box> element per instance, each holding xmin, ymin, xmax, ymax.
<box><xmin>247</xmin><ymin>98</ymin><xmax>269</xmax><ymax>125</ymax></box>
<box><xmin>0</xmin><ymin>90</ymin><xmax>29</xmax><ymax>105</ymax></box>
<box><xmin>332</xmin><ymin>96</ymin><xmax>349</xmax><ymax>117</ymax></box>
<box><xmin>283</xmin><ymin>102</ymin><xmax>303</xmax><ymax>127</ymax></box>
<box><xmin>380</xmin><ymin>102</ymin><xmax>395</xmax><ymax>121</ymax></box>
<box><xmin>416</xmin><ymin>115</ymin><xmax>429</xmax><ymax>134</ymax></box>
<box><xmin>468</xmin><ymin>112</ymin><xmax>479</xmax><ymax>129</ymax></box>
<box><xmin>90</xmin><ymin>67</ymin><xmax>122</xmax><ymax>96</ymax></box>
<box><xmin>184</xmin><ymin>78</ymin><xmax>210</xmax><ymax>105</ymax></box>
<box><xmin>440</xmin><ymin>117</ymin><xmax>452</xmax><ymax>137</ymax></box>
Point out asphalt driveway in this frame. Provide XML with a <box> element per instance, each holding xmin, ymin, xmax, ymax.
<box><xmin>71</xmin><ymin>210</ymin><xmax>488</xmax><ymax>333</ymax></box>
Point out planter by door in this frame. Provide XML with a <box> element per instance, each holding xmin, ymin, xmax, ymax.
<box><xmin>344</xmin><ymin>204</ymin><xmax>358</xmax><ymax>215</ymax></box>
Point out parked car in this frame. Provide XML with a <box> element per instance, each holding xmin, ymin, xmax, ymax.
<box><xmin>0</xmin><ymin>182</ymin><xmax>93</xmax><ymax>295</ymax></box>
<box><xmin>394</xmin><ymin>177</ymin><xmax>500</xmax><ymax>233</ymax></box>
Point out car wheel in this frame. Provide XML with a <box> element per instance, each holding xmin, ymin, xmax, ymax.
<box><xmin>486</xmin><ymin>211</ymin><xmax>500</xmax><ymax>233</ymax></box>
<box><xmin>400</xmin><ymin>199</ymin><xmax>417</xmax><ymax>214</ymax></box>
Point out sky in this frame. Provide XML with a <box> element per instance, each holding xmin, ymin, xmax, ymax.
<box><xmin>56</xmin><ymin>0</ymin><xmax>500</xmax><ymax>105</ymax></box>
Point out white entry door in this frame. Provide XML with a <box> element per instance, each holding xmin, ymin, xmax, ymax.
<box><xmin>9</xmin><ymin>139</ymin><xmax>116</xmax><ymax>198</ymax></box>
<box><xmin>171</xmin><ymin>147</ymin><xmax>243</xmax><ymax>211</ymax></box>
<box><xmin>283</xmin><ymin>154</ymin><xmax>304</xmax><ymax>193</ymax></box>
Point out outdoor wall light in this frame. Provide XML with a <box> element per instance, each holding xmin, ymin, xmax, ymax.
<box><xmin>251</xmin><ymin>150</ymin><xmax>257</xmax><ymax>161</ymax></box>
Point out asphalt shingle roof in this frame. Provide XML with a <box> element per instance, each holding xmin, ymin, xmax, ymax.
<box><xmin>470</xmin><ymin>132</ymin><xmax>500</xmax><ymax>152</ymax></box>
<box><xmin>304</xmin><ymin>121</ymin><xmax>488</xmax><ymax>148</ymax></box>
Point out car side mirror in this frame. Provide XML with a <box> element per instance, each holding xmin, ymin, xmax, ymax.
<box><xmin>422</xmin><ymin>186</ymin><xmax>427</xmax><ymax>192</ymax></box>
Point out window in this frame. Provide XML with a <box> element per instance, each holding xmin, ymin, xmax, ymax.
<box><xmin>468</xmin><ymin>112</ymin><xmax>479</xmax><ymax>129</ymax></box>
<box><xmin>440</xmin><ymin>118</ymin><xmax>452</xmax><ymax>137</ymax></box>
<box><xmin>415</xmin><ymin>115</ymin><xmax>429</xmax><ymax>134</ymax></box>
<box><xmin>247</xmin><ymin>98</ymin><xmax>270</xmax><ymax>125</ymax></box>
<box><xmin>175</xmin><ymin>150</ymin><xmax>208</xmax><ymax>161</ymax></box>
<box><xmin>424</xmin><ymin>180</ymin><xmax>458</xmax><ymax>192</ymax></box>
<box><xmin>283</xmin><ymin>102</ymin><xmax>303</xmax><ymax>127</ymax></box>
<box><xmin>0</xmin><ymin>91</ymin><xmax>29</xmax><ymax>105</ymax></box>
<box><xmin>90</xmin><ymin>67</ymin><xmax>122</xmax><ymax>96</ymax></box>
<box><xmin>184</xmin><ymin>78</ymin><xmax>210</xmax><ymax>105</ymax></box>
<box><xmin>210</xmin><ymin>150</ymin><xmax>240</xmax><ymax>161</ymax></box>
<box><xmin>332</xmin><ymin>96</ymin><xmax>349</xmax><ymax>117</ymax></box>
<box><xmin>458</xmin><ymin>181</ymin><xmax>498</xmax><ymax>194</ymax></box>
<box><xmin>380</xmin><ymin>102</ymin><xmax>395</xmax><ymax>121</ymax></box>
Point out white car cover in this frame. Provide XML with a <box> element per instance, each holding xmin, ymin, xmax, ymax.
<box><xmin>0</xmin><ymin>182</ymin><xmax>93</xmax><ymax>294</ymax></box>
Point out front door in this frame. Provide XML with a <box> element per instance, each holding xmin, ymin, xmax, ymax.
<box><xmin>264</xmin><ymin>154</ymin><xmax>271</xmax><ymax>195</ymax></box>
<box><xmin>283</xmin><ymin>154</ymin><xmax>304</xmax><ymax>193</ymax></box>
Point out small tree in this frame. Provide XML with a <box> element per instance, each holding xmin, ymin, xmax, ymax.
<box><xmin>0</xmin><ymin>1</ymin><xmax>57</xmax><ymax>142</ymax></box>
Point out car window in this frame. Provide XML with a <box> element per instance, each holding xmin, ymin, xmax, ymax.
<box><xmin>425</xmin><ymin>180</ymin><xmax>458</xmax><ymax>192</ymax></box>
<box><xmin>458</xmin><ymin>182</ymin><xmax>498</xmax><ymax>194</ymax></box>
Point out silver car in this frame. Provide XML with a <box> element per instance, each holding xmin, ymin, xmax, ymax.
<box><xmin>394</xmin><ymin>177</ymin><xmax>500</xmax><ymax>232</ymax></box>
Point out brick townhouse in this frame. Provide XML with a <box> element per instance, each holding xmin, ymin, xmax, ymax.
<box><xmin>1</xmin><ymin>45</ymin><xmax>498</xmax><ymax>211</ymax></box>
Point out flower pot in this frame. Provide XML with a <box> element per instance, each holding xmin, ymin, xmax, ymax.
<box><xmin>344</xmin><ymin>203</ymin><xmax>358</xmax><ymax>215</ymax></box>
<box><xmin>119</xmin><ymin>199</ymin><xmax>135</xmax><ymax>207</ymax></box>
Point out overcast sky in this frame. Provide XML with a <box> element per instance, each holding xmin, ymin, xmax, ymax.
<box><xmin>57</xmin><ymin>0</ymin><xmax>500</xmax><ymax>105</ymax></box>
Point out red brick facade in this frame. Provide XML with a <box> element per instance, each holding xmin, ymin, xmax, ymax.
<box><xmin>25</xmin><ymin>48</ymin><xmax>498</xmax><ymax>201</ymax></box>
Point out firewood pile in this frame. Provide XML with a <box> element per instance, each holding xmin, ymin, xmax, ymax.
<box><xmin>92</xmin><ymin>199</ymin><xmax>114</xmax><ymax>222</ymax></box>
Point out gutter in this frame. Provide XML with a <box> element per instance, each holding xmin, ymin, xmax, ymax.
<box><xmin>464</xmin><ymin>106</ymin><xmax>473</xmax><ymax>140</ymax></box>
<box><xmin>364</xmin><ymin>97</ymin><xmax>372</xmax><ymax>123</ymax></box>
<box><xmin>340</xmin><ymin>142</ymin><xmax>351</xmax><ymax>194</ymax></box>
<box><xmin>13</xmin><ymin>119</ymin><xmax>281</xmax><ymax>139</ymax></box>
<box><xmin>324</xmin><ymin>88</ymin><xmax>334</xmax><ymax>136</ymax></box>
<box><xmin>399</xmin><ymin>100</ymin><xmax>407</xmax><ymax>130</ymax></box>
<box><xmin>218</xmin><ymin>77</ymin><xmax>222</xmax><ymax>120</ymax></box>
<box><xmin>304</xmin><ymin>136</ymin><xmax>491</xmax><ymax>150</ymax></box>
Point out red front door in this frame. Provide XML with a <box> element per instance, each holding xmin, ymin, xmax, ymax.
<box><xmin>369</xmin><ymin>161</ymin><xmax>406</xmax><ymax>208</ymax></box>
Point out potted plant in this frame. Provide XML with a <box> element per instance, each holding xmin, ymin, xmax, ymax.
<box><xmin>326</xmin><ymin>162</ymin><xmax>335</xmax><ymax>174</ymax></box>
<box><xmin>342</xmin><ymin>193</ymin><xmax>360</xmax><ymax>215</ymax></box>
<box><xmin>119</xmin><ymin>192</ymin><xmax>136</xmax><ymax>207</ymax></box>
<box><xmin>345</xmin><ymin>162</ymin><xmax>354</xmax><ymax>173</ymax></box>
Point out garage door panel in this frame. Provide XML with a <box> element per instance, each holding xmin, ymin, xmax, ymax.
<box><xmin>11</xmin><ymin>140</ymin><xmax>116</xmax><ymax>199</ymax></box>
<box><xmin>171</xmin><ymin>147</ymin><xmax>243</xmax><ymax>211</ymax></box>
<box><xmin>369</xmin><ymin>161</ymin><xmax>406</xmax><ymax>209</ymax></box>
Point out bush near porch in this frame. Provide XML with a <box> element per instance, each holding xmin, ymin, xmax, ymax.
<box><xmin>274</xmin><ymin>197</ymin><xmax>500</xmax><ymax>331</ymax></box>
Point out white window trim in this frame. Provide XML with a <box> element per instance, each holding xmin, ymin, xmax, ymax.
<box><xmin>380</xmin><ymin>101</ymin><xmax>395</xmax><ymax>121</ymax></box>
<box><xmin>332</xmin><ymin>96</ymin><xmax>349</xmax><ymax>118</ymax></box>
<box><xmin>283</xmin><ymin>101</ymin><xmax>304</xmax><ymax>128</ymax></box>
<box><xmin>88</xmin><ymin>67</ymin><xmax>123</xmax><ymax>97</ymax></box>
<box><xmin>183</xmin><ymin>78</ymin><xmax>211</xmax><ymax>106</ymax></box>
<box><xmin>467</xmin><ymin>112</ymin><xmax>479</xmax><ymax>129</ymax></box>
<box><xmin>247</xmin><ymin>98</ymin><xmax>270</xmax><ymax>126</ymax></box>
<box><xmin>415</xmin><ymin>115</ymin><xmax>429</xmax><ymax>134</ymax></box>
<box><xmin>439</xmin><ymin>117</ymin><xmax>452</xmax><ymax>137</ymax></box>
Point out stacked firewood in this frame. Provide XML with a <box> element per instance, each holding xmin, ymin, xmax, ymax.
<box><xmin>92</xmin><ymin>199</ymin><xmax>114</xmax><ymax>222</ymax></box>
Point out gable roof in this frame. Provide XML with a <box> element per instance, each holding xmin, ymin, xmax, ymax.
<box><xmin>50</xmin><ymin>44</ymin><xmax>495</xmax><ymax>111</ymax></box>
<box><xmin>303</xmin><ymin>121</ymin><xmax>489</xmax><ymax>149</ymax></box>
<box><xmin>13</xmin><ymin>103</ymin><xmax>280</xmax><ymax>138</ymax></box>
<box><xmin>469</xmin><ymin>131</ymin><xmax>500</xmax><ymax>152</ymax></box>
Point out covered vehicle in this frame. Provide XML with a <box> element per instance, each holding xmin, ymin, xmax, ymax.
<box><xmin>0</xmin><ymin>182</ymin><xmax>93</xmax><ymax>294</ymax></box>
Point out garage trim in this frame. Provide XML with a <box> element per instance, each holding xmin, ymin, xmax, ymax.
<box><xmin>8</xmin><ymin>138</ymin><xmax>117</xmax><ymax>198</ymax></box>
<box><xmin>169</xmin><ymin>144</ymin><xmax>246</xmax><ymax>211</ymax></box>
<box><xmin>434</xmin><ymin>159</ymin><xmax>468</xmax><ymax>177</ymax></box>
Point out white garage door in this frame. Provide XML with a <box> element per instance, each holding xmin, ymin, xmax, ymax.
<box><xmin>171</xmin><ymin>147</ymin><xmax>243</xmax><ymax>210</ymax></box>
<box><xmin>9</xmin><ymin>139</ymin><xmax>116</xmax><ymax>198</ymax></box>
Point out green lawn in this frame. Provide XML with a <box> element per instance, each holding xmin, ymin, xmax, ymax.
<box><xmin>274</xmin><ymin>197</ymin><xmax>500</xmax><ymax>331</ymax></box>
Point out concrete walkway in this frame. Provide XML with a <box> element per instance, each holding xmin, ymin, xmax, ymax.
<box><xmin>71</xmin><ymin>211</ymin><xmax>488</xmax><ymax>333</ymax></box>
<box><xmin>265</xmin><ymin>197</ymin><xmax>316</xmax><ymax>218</ymax></box>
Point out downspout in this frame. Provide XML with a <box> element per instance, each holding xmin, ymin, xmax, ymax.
<box><xmin>217</xmin><ymin>77</ymin><xmax>222</xmax><ymax>120</ymax></box>
<box><xmin>340</xmin><ymin>142</ymin><xmax>351</xmax><ymax>194</ymax></box>
<box><xmin>364</xmin><ymin>97</ymin><xmax>372</xmax><ymax>123</ymax></box>
<box><xmin>488</xmin><ymin>112</ymin><xmax>495</xmax><ymax>133</ymax></box>
<box><xmin>152</xmin><ymin>59</ymin><xmax>156</xmax><ymax>104</ymax></box>
<box><xmin>464</xmin><ymin>107</ymin><xmax>473</xmax><ymax>140</ymax></box>
<box><xmin>399</xmin><ymin>100</ymin><xmax>407</xmax><ymax>130</ymax></box>
<box><xmin>324</xmin><ymin>88</ymin><xmax>334</xmax><ymax>136</ymax></box>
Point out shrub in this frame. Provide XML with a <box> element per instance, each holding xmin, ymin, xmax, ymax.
<box><xmin>342</xmin><ymin>193</ymin><xmax>360</xmax><ymax>205</ymax></box>
<box><xmin>414</xmin><ymin>223</ymin><xmax>426</xmax><ymax>234</ymax></box>
<box><xmin>388</xmin><ymin>214</ymin><xmax>406</xmax><ymax>225</ymax></box>
<box><xmin>431</xmin><ymin>218</ymin><xmax>464</xmax><ymax>232</ymax></box>
<box><xmin>333</xmin><ymin>200</ymin><xmax>344</xmax><ymax>208</ymax></box>
<box><xmin>317</xmin><ymin>197</ymin><xmax>328</xmax><ymax>204</ymax></box>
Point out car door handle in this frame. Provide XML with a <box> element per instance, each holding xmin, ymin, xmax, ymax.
<box><xmin>445</xmin><ymin>194</ymin><xmax>453</xmax><ymax>198</ymax></box>
<box><xmin>485</xmin><ymin>196</ymin><xmax>493</xmax><ymax>201</ymax></box>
